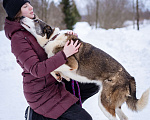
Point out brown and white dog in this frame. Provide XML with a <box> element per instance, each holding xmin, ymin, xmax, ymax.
<box><xmin>20</xmin><ymin>17</ymin><xmax>149</xmax><ymax>120</ymax></box>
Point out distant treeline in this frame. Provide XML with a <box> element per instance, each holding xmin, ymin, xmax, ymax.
<box><xmin>0</xmin><ymin>0</ymin><xmax>150</xmax><ymax>31</ymax></box>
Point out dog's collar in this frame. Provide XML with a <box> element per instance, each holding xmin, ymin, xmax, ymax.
<box><xmin>43</xmin><ymin>33</ymin><xmax>60</xmax><ymax>48</ymax></box>
<box><xmin>51</xmin><ymin>34</ymin><xmax>60</xmax><ymax>41</ymax></box>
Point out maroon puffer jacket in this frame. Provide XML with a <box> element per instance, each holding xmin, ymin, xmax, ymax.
<box><xmin>4</xmin><ymin>18</ymin><xmax>78</xmax><ymax>119</ymax></box>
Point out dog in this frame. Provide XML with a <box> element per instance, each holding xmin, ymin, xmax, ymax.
<box><xmin>20</xmin><ymin>17</ymin><xmax>150</xmax><ymax>120</ymax></box>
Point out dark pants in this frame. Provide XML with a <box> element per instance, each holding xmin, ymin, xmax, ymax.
<box><xmin>32</xmin><ymin>79</ymin><xmax>100</xmax><ymax>120</ymax></box>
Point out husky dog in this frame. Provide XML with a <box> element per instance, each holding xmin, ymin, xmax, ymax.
<box><xmin>20</xmin><ymin>17</ymin><xmax>149</xmax><ymax>120</ymax></box>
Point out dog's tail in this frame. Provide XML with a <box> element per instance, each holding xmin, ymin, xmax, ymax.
<box><xmin>126</xmin><ymin>77</ymin><xmax>150</xmax><ymax>111</ymax></box>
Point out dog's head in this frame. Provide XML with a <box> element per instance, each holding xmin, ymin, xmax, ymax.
<box><xmin>20</xmin><ymin>17</ymin><xmax>55</xmax><ymax>40</ymax></box>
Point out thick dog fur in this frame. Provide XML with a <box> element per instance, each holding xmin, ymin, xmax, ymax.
<box><xmin>21</xmin><ymin>17</ymin><xmax>150</xmax><ymax>120</ymax></box>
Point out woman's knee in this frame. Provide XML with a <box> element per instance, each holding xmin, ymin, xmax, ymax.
<box><xmin>60</xmin><ymin>104</ymin><xmax>92</xmax><ymax>120</ymax></box>
<box><xmin>80</xmin><ymin>109</ymin><xmax>92</xmax><ymax>120</ymax></box>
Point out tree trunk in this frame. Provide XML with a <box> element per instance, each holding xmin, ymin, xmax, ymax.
<box><xmin>133</xmin><ymin>0</ymin><xmax>135</xmax><ymax>29</ymax></box>
<box><xmin>42</xmin><ymin>0</ymin><xmax>44</xmax><ymax>20</ymax></box>
<box><xmin>96</xmin><ymin>0</ymin><xmax>99</xmax><ymax>28</ymax></box>
<box><xmin>136</xmin><ymin>0</ymin><xmax>139</xmax><ymax>30</ymax></box>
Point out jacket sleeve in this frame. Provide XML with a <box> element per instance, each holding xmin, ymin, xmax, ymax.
<box><xmin>11</xmin><ymin>32</ymin><xmax>67</xmax><ymax>78</ymax></box>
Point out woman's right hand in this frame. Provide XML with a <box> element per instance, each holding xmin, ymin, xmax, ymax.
<box><xmin>63</xmin><ymin>40</ymin><xmax>81</xmax><ymax>58</ymax></box>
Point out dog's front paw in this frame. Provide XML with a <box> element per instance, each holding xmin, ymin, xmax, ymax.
<box><xmin>51</xmin><ymin>71</ymin><xmax>62</xmax><ymax>82</ymax></box>
<box><xmin>55</xmin><ymin>72</ymin><xmax>62</xmax><ymax>82</ymax></box>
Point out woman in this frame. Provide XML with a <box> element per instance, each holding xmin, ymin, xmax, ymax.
<box><xmin>3</xmin><ymin>0</ymin><xmax>99</xmax><ymax>120</ymax></box>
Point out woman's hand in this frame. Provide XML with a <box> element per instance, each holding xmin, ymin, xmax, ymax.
<box><xmin>63</xmin><ymin>40</ymin><xmax>81</xmax><ymax>58</ymax></box>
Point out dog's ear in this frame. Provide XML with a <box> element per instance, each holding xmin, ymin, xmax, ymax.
<box><xmin>43</xmin><ymin>28</ymin><xmax>47</xmax><ymax>34</ymax></box>
<box><xmin>44</xmin><ymin>25</ymin><xmax>53</xmax><ymax>39</ymax></box>
<box><xmin>46</xmin><ymin>30</ymin><xmax>51</xmax><ymax>39</ymax></box>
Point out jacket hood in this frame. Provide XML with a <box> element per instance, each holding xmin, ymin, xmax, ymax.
<box><xmin>4</xmin><ymin>18</ymin><xmax>24</xmax><ymax>40</ymax></box>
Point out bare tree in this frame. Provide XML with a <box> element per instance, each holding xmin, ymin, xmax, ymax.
<box><xmin>136</xmin><ymin>0</ymin><xmax>140</xmax><ymax>30</ymax></box>
<box><xmin>133</xmin><ymin>0</ymin><xmax>135</xmax><ymax>29</ymax></box>
<box><xmin>85</xmin><ymin>0</ymin><xmax>133</xmax><ymax>29</ymax></box>
<box><xmin>40</xmin><ymin>0</ymin><xmax>49</xmax><ymax>22</ymax></box>
<box><xmin>47</xmin><ymin>1</ymin><xmax>65</xmax><ymax>29</ymax></box>
<box><xmin>85</xmin><ymin>0</ymin><xmax>95</xmax><ymax>27</ymax></box>
<box><xmin>86</xmin><ymin>4</ymin><xmax>93</xmax><ymax>26</ymax></box>
<box><xmin>99</xmin><ymin>0</ymin><xmax>131</xmax><ymax>29</ymax></box>
<box><xmin>95</xmin><ymin>0</ymin><xmax>99</xmax><ymax>28</ymax></box>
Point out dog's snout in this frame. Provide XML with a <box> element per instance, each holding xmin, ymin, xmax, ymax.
<box><xmin>20</xmin><ymin>16</ymin><xmax>25</xmax><ymax>20</ymax></box>
<box><xmin>20</xmin><ymin>16</ymin><xmax>26</xmax><ymax>24</ymax></box>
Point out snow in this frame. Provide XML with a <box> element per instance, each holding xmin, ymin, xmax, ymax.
<box><xmin>0</xmin><ymin>22</ymin><xmax>150</xmax><ymax>120</ymax></box>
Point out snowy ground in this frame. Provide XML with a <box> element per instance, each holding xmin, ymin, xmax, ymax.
<box><xmin>0</xmin><ymin>22</ymin><xmax>150</xmax><ymax>120</ymax></box>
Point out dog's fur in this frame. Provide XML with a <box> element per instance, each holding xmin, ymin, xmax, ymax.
<box><xmin>21</xmin><ymin>17</ymin><xmax>150</xmax><ymax>120</ymax></box>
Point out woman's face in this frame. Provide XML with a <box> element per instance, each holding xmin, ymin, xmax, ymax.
<box><xmin>20</xmin><ymin>2</ymin><xmax>34</xmax><ymax>19</ymax></box>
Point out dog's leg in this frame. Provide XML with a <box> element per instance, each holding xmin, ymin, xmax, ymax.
<box><xmin>66</xmin><ymin>56</ymin><xmax>78</xmax><ymax>70</ymax></box>
<box><xmin>116</xmin><ymin>107</ymin><xmax>128</xmax><ymax>120</ymax></box>
<box><xmin>98</xmin><ymin>86</ymin><xmax>118</xmax><ymax>120</ymax></box>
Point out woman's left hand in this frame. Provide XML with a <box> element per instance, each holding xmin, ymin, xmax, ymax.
<box><xmin>67</xmin><ymin>30</ymin><xmax>78</xmax><ymax>37</ymax></box>
<box><xmin>63</xmin><ymin>40</ymin><xmax>81</xmax><ymax>58</ymax></box>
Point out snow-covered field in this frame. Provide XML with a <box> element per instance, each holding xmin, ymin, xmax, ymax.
<box><xmin>0</xmin><ymin>22</ymin><xmax>150</xmax><ymax>120</ymax></box>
